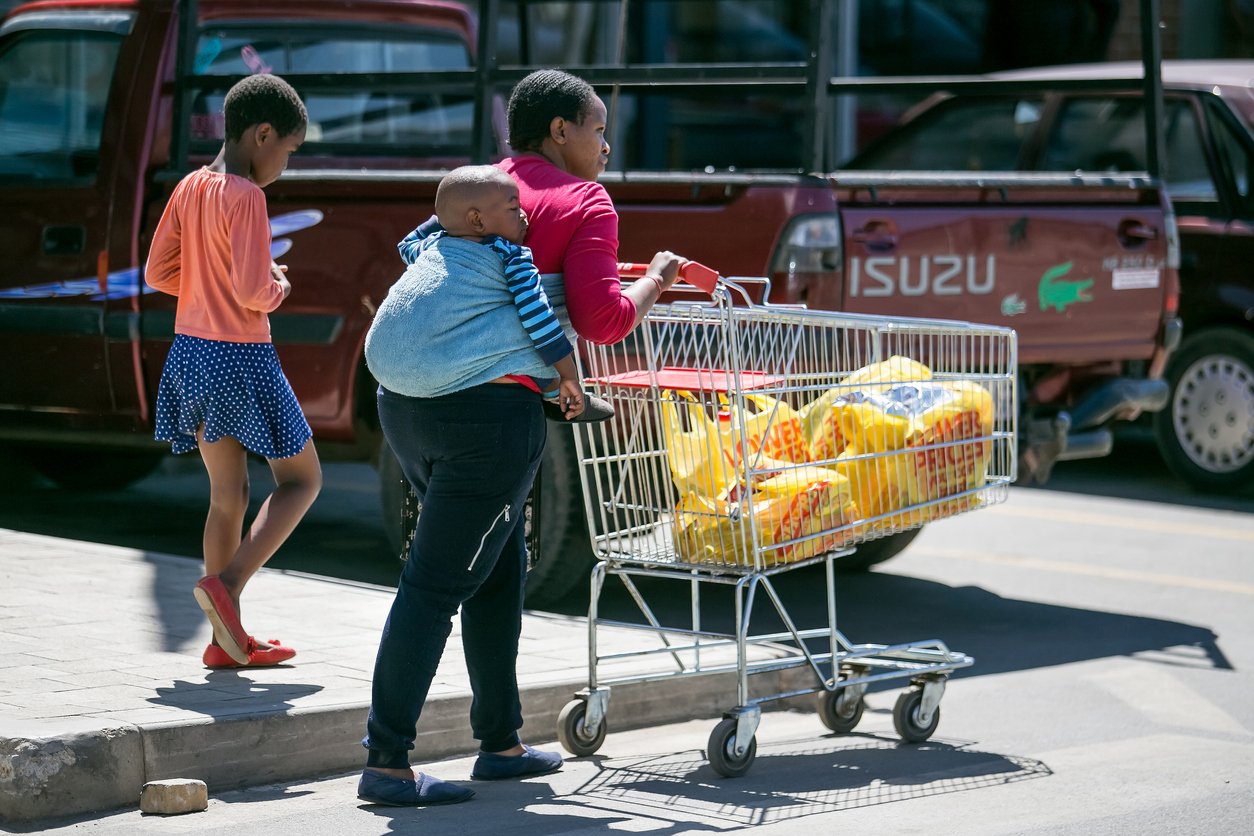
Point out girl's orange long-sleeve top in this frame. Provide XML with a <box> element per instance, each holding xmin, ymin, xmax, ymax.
<box><xmin>145</xmin><ymin>167</ymin><xmax>284</xmax><ymax>343</ymax></box>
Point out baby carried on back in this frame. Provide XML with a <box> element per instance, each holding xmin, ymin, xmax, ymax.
<box><xmin>365</xmin><ymin>233</ymin><xmax>570</xmax><ymax>398</ymax></box>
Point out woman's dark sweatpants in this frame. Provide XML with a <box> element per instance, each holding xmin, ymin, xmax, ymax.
<box><xmin>363</xmin><ymin>383</ymin><xmax>545</xmax><ymax>768</ymax></box>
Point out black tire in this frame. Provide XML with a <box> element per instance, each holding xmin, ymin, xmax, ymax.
<box><xmin>706</xmin><ymin>718</ymin><xmax>756</xmax><ymax>778</ymax></box>
<box><xmin>892</xmin><ymin>687</ymin><xmax>940</xmax><ymax>743</ymax></box>
<box><xmin>835</xmin><ymin>527</ymin><xmax>923</xmax><ymax>572</ymax></box>
<box><xmin>556</xmin><ymin>699</ymin><xmax>606</xmax><ymax>757</ymax></box>
<box><xmin>1153</xmin><ymin>327</ymin><xmax>1254</xmax><ymax>493</ymax></box>
<box><xmin>523</xmin><ymin>425</ymin><xmax>596</xmax><ymax>608</ymax></box>
<box><xmin>817</xmin><ymin>686</ymin><xmax>864</xmax><ymax>734</ymax></box>
<box><xmin>25</xmin><ymin>447</ymin><xmax>164</xmax><ymax>490</ymax></box>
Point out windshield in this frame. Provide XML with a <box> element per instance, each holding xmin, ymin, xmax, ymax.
<box><xmin>845</xmin><ymin>96</ymin><xmax>1044</xmax><ymax>171</ymax></box>
<box><xmin>0</xmin><ymin>12</ymin><xmax>132</xmax><ymax>181</ymax></box>
<box><xmin>188</xmin><ymin>25</ymin><xmax>474</xmax><ymax>156</ymax></box>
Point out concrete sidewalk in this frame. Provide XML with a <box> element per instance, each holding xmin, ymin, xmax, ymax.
<box><xmin>0</xmin><ymin>529</ymin><xmax>806</xmax><ymax>824</ymax></box>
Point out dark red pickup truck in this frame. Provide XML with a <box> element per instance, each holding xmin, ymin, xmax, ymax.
<box><xmin>844</xmin><ymin>61</ymin><xmax>1254</xmax><ymax>493</ymax></box>
<box><xmin>0</xmin><ymin>0</ymin><xmax>1180</xmax><ymax>603</ymax></box>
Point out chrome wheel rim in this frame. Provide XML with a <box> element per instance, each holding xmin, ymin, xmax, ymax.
<box><xmin>1172</xmin><ymin>353</ymin><xmax>1254</xmax><ymax>474</ymax></box>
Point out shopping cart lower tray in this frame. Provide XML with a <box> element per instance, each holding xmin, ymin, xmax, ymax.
<box><xmin>556</xmin><ymin>273</ymin><xmax>1017</xmax><ymax>777</ymax></box>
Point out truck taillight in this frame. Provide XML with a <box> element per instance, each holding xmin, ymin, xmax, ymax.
<box><xmin>1164</xmin><ymin>208</ymin><xmax>1181</xmax><ymax>271</ymax></box>
<box><xmin>767</xmin><ymin>215</ymin><xmax>842</xmax><ymax>304</ymax></box>
<box><xmin>1163</xmin><ymin>208</ymin><xmax>1180</xmax><ymax>315</ymax></box>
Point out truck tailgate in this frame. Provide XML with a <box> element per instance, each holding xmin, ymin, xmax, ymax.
<box><xmin>835</xmin><ymin>183</ymin><xmax>1174</xmax><ymax>365</ymax></box>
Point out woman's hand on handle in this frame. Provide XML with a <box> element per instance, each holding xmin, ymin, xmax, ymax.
<box><xmin>647</xmin><ymin>250</ymin><xmax>684</xmax><ymax>290</ymax></box>
<box><xmin>627</xmin><ymin>250</ymin><xmax>684</xmax><ymax>328</ymax></box>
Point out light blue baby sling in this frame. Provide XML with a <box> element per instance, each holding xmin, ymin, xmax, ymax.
<box><xmin>364</xmin><ymin>236</ymin><xmax>574</xmax><ymax>398</ymax></box>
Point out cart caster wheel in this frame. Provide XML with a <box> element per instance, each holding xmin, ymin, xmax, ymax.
<box><xmin>817</xmin><ymin>686</ymin><xmax>864</xmax><ymax>734</ymax></box>
<box><xmin>892</xmin><ymin>686</ymin><xmax>940</xmax><ymax>743</ymax></box>
<box><xmin>707</xmin><ymin>717</ymin><xmax>756</xmax><ymax>778</ymax></box>
<box><xmin>557</xmin><ymin>699</ymin><xmax>607</xmax><ymax>757</ymax></box>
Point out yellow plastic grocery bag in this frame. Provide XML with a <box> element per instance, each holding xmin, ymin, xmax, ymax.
<box><xmin>837</xmin><ymin>444</ymin><xmax>920</xmax><ymax>533</ymax></box>
<box><xmin>661</xmin><ymin>389</ymin><xmax>809</xmax><ymax>500</ymax></box>
<box><xmin>754</xmin><ymin>468</ymin><xmax>857</xmax><ymax>564</ymax></box>
<box><xmin>835</xmin><ymin>379</ymin><xmax>995</xmax><ymax>535</ymax></box>
<box><xmin>830</xmin><ymin>385</ymin><xmax>924</xmax><ymax>527</ymax></box>
<box><xmin>660</xmin><ymin>391</ymin><xmax>738</xmax><ymax>497</ymax></box>
<box><xmin>903</xmin><ymin>379</ymin><xmax>995</xmax><ymax>520</ymax></box>
<box><xmin>672</xmin><ymin>490</ymin><xmax>751</xmax><ymax>566</ymax></box>
<box><xmin>734</xmin><ymin>391</ymin><xmax>811</xmax><ymax>466</ymax></box>
<box><xmin>801</xmin><ymin>356</ymin><xmax>933</xmax><ymax>462</ymax></box>
<box><xmin>673</xmin><ymin>466</ymin><xmax>857</xmax><ymax>567</ymax></box>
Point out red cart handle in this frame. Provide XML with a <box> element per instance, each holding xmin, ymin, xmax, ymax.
<box><xmin>617</xmin><ymin>259</ymin><xmax>720</xmax><ymax>294</ymax></box>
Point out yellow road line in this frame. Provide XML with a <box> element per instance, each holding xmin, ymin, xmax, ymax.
<box><xmin>989</xmin><ymin>504</ymin><xmax>1254</xmax><ymax>543</ymax></box>
<box><xmin>915</xmin><ymin>546</ymin><xmax>1254</xmax><ymax>596</ymax></box>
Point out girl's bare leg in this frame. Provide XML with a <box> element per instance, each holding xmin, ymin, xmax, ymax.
<box><xmin>197</xmin><ymin>429</ymin><xmax>250</xmax><ymax>583</ymax></box>
<box><xmin>220</xmin><ymin>439</ymin><xmax>322</xmax><ymax>596</ymax></box>
<box><xmin>197</xmin><ymin>431</ymin><xmax>321</xmax><ymax>604</ymax></box>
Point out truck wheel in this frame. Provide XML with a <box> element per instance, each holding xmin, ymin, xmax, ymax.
<box><xmin>835</xmin><ymin>527</ymin><xmax>923</xmax><ymax>572</ymax></box>
<box><xmin>25</xmin><ymin>447</ymin><xmax>164</xmax><ymax>490</ymax></box>
<box><xmin>1153</xmin><ymin>327</ymin><xmax>1254</xmax><ymax>493</ymax></box>
<box><xmin>524</xmin><ymin>425</ymin><xmax>595</xmax><ymax>608</ymax></box>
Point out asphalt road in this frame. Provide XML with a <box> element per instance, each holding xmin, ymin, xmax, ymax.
<box><xmin>10</xmin><ymin>427</ymin><xmax>1253</xmax><ymax>835</ymax></box>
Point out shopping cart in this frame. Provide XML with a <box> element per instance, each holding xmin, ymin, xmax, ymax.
<box><xmin>555</xmin><ymin>264</ymin><xmax>1017</xmax><ymax>777</ymax></box>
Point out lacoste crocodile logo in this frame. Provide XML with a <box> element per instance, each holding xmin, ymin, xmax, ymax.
<box><xmin>1038</xmin><ymin>261</ymin><xmax>1093</xmax><ymax>313</ymax></box>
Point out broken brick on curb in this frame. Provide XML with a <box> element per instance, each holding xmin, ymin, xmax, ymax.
<box><xmin>139</xmin><ymin>779</ymin><xmax>208</xmax><ymax>815</ymax></box>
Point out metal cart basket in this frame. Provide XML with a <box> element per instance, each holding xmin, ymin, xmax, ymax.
<box><xmin>556</xmin><ymin>272</ymin><xmax>1017</xmax><ymax>777</ymax></box>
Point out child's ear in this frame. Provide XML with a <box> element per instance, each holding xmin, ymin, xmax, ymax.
<box><xmin>255</xmin><ymin>122</ymin><xmax>274</xmax><ymax>144</ymax></box>
<box><xmin>467</xmin><ymin>208</ymin><xmax>484</xmax><ymax>233</ymax></box>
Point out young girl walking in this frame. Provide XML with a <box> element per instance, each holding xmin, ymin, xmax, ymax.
<box><xmin>145</xmin><ymin>73</ymin><xmax>322</xmax><ymax>669</ymax></box>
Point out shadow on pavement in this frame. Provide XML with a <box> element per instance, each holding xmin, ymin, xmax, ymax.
<box><xmin>363</xmin><ymin>732</ymin><xmax>1050</xmax><ymax>833</ymax></box>
<box><xmin>546</xmin><ymin>565</ymin><xmax>1230</xmax><ymax>682</ymax></box>
<box><xmin>148</xmin><ymin>672</ymin><xmax>324</xmax><ymax>716</ymax></box>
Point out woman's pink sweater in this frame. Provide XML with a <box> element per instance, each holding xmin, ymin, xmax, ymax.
<box><xmin>498</xmin><ymin>155</ymin><xmax>638</xmax><ymax>345</ymax></box>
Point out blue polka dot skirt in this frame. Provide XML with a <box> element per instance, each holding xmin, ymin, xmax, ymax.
<box><xmin>155</xmin><ymin>335</ymin><xmax>312</xmax><ymax>458</ymax></box>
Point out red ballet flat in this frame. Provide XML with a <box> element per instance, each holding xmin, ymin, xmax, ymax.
<box><xmin>193</xmin><ymin>575</ymin><xmax>250</xmax><ymax>664</ymax></box>
<box><xmin>203</xmin><ymin>637</ymin><xmax>297</xmax><ymax>669</ymax></box>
